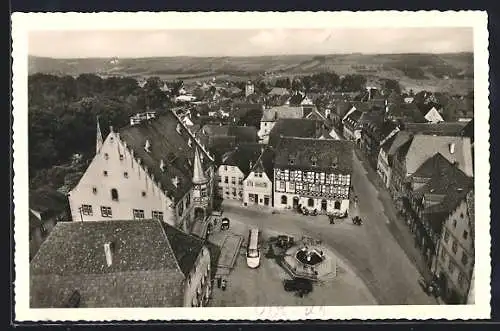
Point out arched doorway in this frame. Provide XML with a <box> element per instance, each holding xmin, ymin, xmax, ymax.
<box><xmin>281</xmin><ymin>195</ymin><xmax>287</xmax><ymax>205</ymax></box>
<box><xmin>334</xmin><ymin>200</ymin><xmax>341</xmax><ymax>209</ymax></box>
<box><xmin>321</xmin><ymin>199</ymin><xmax>327</xmax><ymax>211</ymax></box>
<box><xmin>293</xmin><ymin>196</ymin><xmax>300</xmax><ymax>209</ymax></box>
<box><xmin>194</xmin><ymin>207</ymin><xmax>205</xmax><ymax>221</ymax></box>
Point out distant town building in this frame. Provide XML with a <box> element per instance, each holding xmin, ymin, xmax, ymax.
<box><xmin>30</xmin><ymin>220</ymin><xmax>213</xmax><ymax>308</ymax></box>
<box><xmin>258</xmin><ymin>105</ymin><xmax>303</xmax><ymax>143</ymax></box>
<box><xmin>68</xmin><ymin>111</ymin><xmax>215</xmax><ymax>234</ymax></box>
<box><xmin>245</xmin><ymin>81</ymin><xmax>255</xmax><ymax>97</ymax></box>
<box><xmin>423</xmin><ymin>106</ymin><xmax>445</xmax><ymax>124</ymax></box>
<box><xmin>377</xmin><ymin>131</ymin><xmax>413</xmax><ymax>189</ymax></box>
<box><xmin>273</xmin><ymin>137</ymin><xmax>354</xmax><ymax>215</ymax></box>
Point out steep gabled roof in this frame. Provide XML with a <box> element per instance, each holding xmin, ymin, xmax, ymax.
<box><xmin>460</xmin><ymin>119</ymin><xmax>474</xmax><ymax>143</ymax></box>
<box><xmin>275</xmin><ymin>137</ymin><xmax>354</xmax><ymax>173</ymax></box>
<box><xmin>268</xmin><ymin>118</ymin><xmax>321</xmax><ymax>147</ymax></box>
<box><xmin>220</xmin><ymin>144</ymin><xmax>263</xmax><ymax>176</ymax></box>
<box><xmin>248</xmin><ymin>146</ymin><xmax>275</xmax><ymax>180</ymax></box>
<box><xmin>381</xmin><ymin>130</ymin><xmax>412</xmax><ymax>155</ymax></box>
<box><xmin>118</xmin><ymin>110</ymin><xmax>212</xmax><ymax>202</ymax></box>
<box><xmin>398</xmin><ymin>135</ymin><xmax>474</xmax><ymax>177</ymax></box>
<box><xmin>261</xmin><ymin>105</ymin><xmax>303</xmax><ymax>121</ymax></box>
<box><xmin>30</xmin><ymin>220</ymin><xmax>193</xmax><ymax>308</ymax></box>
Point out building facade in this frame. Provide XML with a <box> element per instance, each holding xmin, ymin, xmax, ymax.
<box><xmin>243</xmin><ymin>147</ymin><xmax>274</xmax><ymax>207</ymax></box>
<box><xmin>217</xmin><ymin>164</ymin><xmax>245</xmax><ymax>201</ymax></box>
<box><xmin>435</xmin><ymin>189</ymin><xmax>475</xmax><ymax>304</ymax></box>
<box><xmin>273</xmin><ymin>137</ymin><xmax>354</xmax><ymax>215</ymax></box>
<box><xmin>68</xmin><ymin>111</ymin><xmax>215</xmax><ymax>234</ymax></box>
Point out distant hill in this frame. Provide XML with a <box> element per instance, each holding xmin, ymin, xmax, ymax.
<box><xmin>29</xmin><ymin>53</ymin><xmax>474</xmax><ymax>94</ymax></box>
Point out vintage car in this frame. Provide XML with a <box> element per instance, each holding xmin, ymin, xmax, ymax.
<box><xmin>283</xmin><ymin>278</ymin><xmax>313</xmax><ymax>295</ymax></box>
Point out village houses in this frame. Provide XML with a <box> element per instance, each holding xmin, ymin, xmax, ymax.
<box><xmin>30</xmin><ymin>219</ymin><xmax>214</xmax><ymax>308</ymax></box>
<box><xmin>242</xmin><ymin>147</ymin><xmax>274</xmax><ymax>207</ymax></box>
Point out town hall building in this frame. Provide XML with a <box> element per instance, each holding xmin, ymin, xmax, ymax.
<box><xmin>67</xmin><ymin>110</ymin><xmax>215</xmax><ymax>234</ymax></box>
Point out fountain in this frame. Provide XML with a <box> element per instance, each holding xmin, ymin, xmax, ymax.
<box><xmin>280</xmin><ymin>239</ymin><xmax>337</xmax><ymax>281</ymax></box>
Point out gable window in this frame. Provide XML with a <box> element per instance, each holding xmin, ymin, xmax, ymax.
<box><xmin>92</xmin><ymin>187</ymin><xmax>97</xmax><ymax>194</ymax></box>
<box><xmin>463</xmin><ymin>230</ymin><xmax>468</xmax><ymax>240</ymax></box>
<box><xmin>231</xmin><ymin>177</ymin><xmax>236</xmax><ymax>185</ymax></box>
<box><xmin>104</xmin><ymin>153</ymin><xmax>109</xmax><ymax>160</ymax></box>
<box><xmin>452</xmin><ymin>240</ymin><xmax>458</xmax><ymax>254</ymax></box>
<box><xmin>448</xmin><ymin>260</ymin><xmax>455</xmax><ymax>275</ymax></box>
<box><xmin>124</xmin><ymin>172</ymin><xmax>129</xmax><ymax>178</ymax></box>
<box><xmin>81</xmin><ymin>204</ymin><xmax>93</xmax><ymax>216</ymax></box>
<box><xmin>311</xmin><ymin>156</ymin><xmax>318</xmax><ymax>167</ymax></box>
<box><xmin>224</xmin><ymin>165</ymin><xmax>228</xmax><ymax>171</ymax></box>
<box><xmin>458</xmin><ymin>272</ymin><xmax>466</xmax><ymax>288</ymax></box>
<box><xmin>133</xmin><ymin>209</ymin><xmax>145</xmax><ymax>220</ymax></box>
<box><xmin>101</xmin><ymin>206</ymin><xmax>112</xmax><ymax>218</ymax></box>
<box><xmin>461</xmin><ymin>252</ymin><xmax>469</xmax><ymax>266</ymax></box>
<box><xmin>224</xmin><ymin>176</ymin><xmax>228</xmax><ymax>184</ymax></box>
<box><xmin>103</xmin><ymin>170</ymin><xmax>108</xmax><ymax>176</ymax></box>
<box><xmin>119</xmin><ymin>154</ymin><xmax>124</xmax><ymax>161</ymax></box>
<box><xmin>111</xmin><ymin>188</ymin><xmax>119</xmax><ymax>201</ymax></box>
<box><xmin>152</xmin><ymin>210</ymin><xmax>164</xmax><ymax>222</ymax></box>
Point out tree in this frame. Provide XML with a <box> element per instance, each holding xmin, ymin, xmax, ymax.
<box><xmin>382</xmin><ymin>79</ymin><xmax>401</xmax><ymax>94</ymax></box>
<box><xmin>340</xmin><ymin>74</ymin><xmax>367</xmax><ymax>92</ymax></box>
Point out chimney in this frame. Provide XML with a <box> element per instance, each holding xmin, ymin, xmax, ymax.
<box><xmin>104</xmin><ymin>242</ymin><xmax>114</xmax><ymax>266</ymax></box>
<box><xmin>449</xmin><ymin>143</ymin><xmax>455</xmax><ymax>154</ymax></box>
<box><xmin>109</xmin><ymin>126</ymin><xmax>114</xmax><ymax>133</ymax></box>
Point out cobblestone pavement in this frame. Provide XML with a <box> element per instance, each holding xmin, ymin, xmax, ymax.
<box><xmin>209</xmin><ymin>246</ymin><xmax>377</xmax><ymax>307</ymax></box>
<box><xmin>216</xmin><ymin>151</ymin><xmax>437</xmax><ymax>305</ymax></box>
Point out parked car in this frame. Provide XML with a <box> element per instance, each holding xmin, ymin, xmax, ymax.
<box><xmin>221</xmin><ymin>217</ymin><xmax>230</xmax><ymax>230</ymax></box>
<box><xmin>276</xmin><ymin>235</ymin><xmax>295</xmax><ymax>249</ymax></box>
<box><xmin>283</xmin><ymin>278</ymin><xmax>313</xmax><ymax>296</ymax></box>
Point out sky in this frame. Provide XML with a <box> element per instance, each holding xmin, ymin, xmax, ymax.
<box><xmin>29</xmin><ymin>28</ymin><xmax>473</xmax><ymax>58</ymax></box>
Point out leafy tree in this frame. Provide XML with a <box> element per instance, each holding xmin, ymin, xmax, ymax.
<box><xmin>340</xmin><ymin>74</ymin><xmax>367</xmax><ymax>92</ymax></box>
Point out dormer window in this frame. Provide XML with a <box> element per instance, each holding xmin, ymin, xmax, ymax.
<box><xmin>92</xmin><ymin>187</ymin><xmax>97</xmax><ymax>194</ymax></box>
<box><xmin>111</xmin><ymin>188</ymin><xmax>119</xmax><ymax>201</ymax></box>
<box><xmin>144</xmin><ymin>139</ymin><xmax>151</xmax><ymax>153</ymax></box>
<box><xmin>124</xmin><ymin>172</ymin><xmax>129</xmax><ymax>178</ymax></box>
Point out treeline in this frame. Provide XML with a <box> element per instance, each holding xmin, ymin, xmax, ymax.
<box><xmin>28</xmin><ymin>73</ymin><xmax>174</xmax><ymax>179</ymax></box>
<box><xmin>273</xmin><ymin>72</ymin><xmax>367</xmax><ymax>92</ymax></box>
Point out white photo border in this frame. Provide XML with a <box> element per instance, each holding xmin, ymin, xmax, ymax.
<box><xmin>12</xmin><ymin>11</ymin><xmax>490</xmax><ymax>321</ymax></box>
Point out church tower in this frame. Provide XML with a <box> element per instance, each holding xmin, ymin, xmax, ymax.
<box><xmin>96</xmin><ymin>116</ymin><xmax>103</xmax><ymax>154</ymax></box>
<box><xmin>191</xmin><ymin>147</ymin><xmax>211</xmax><ymax>223</ymax></box>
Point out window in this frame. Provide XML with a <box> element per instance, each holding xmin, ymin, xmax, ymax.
<box><xmin>201</xmin><ymin>187</ymin><xmax>207</xmax><ymax>197</ymax></box>
<box><xmin>463</xmin><ymin>230</ymin><xmax>468</xmax><ymax>240</ymax></box>
<box><xmin>141</xmin><ymin>191</ymin><xmax>146</xmax><ymax>197</ymax></box>
<box><xmin>124</xmin><ymin>172</ymin><xmax>129</xmax><ymax>178</ymax></box>
<box><xmin>81</xmin><ymin>204</ymin><xmax>93</xmax><ymax>216</ymax></box>
<box><xmin>460</xmin><ymin>212</ymin><xmax>464</xmax><ymax>218</ymax></box>
<box><xmin>92</xmin><ymin>187</ymin><xmax>97</xmax><ymax>194</ymax></box>
<box><xmin>238</xmin><ymin>177</ymin><xmax>243</xmax><ymax>185</ymax></box>
<box><xmin>334</xmin><ymin>201</ymin><xmax>341</xmax><ymax>209</ymax></box>
<box><xmin>275</xmin><ymin>169</ymin><xmax>281</xmax><ymax>180</ymax></box>
<box><xmin>452</xmin><ymin>240</ymin><xmax>458</xmax><ymax>254</ymax></box>
<box><xmin>311</xmin><ymin>156</ymin><xmax>317</xmax><ymax>167</ymax></box>
<box><xmin>152</xmin><ymin>210</ymin><xmax>164</xmax><ymax>222</ymax></box>
<box><xmin>231</xmin><ymin>177</ymin><xmax>236</xmax><ymax>185</ymax></box>
<box><xmin>453</xmin><ymin>219</ymin><xmax>457</xmax><ymax>228</ymax></box>
<box><xmin>308</xmin><ymin>198</ymin><xmax>314</xmax><ymax>207</ymax></box>
<box><xmin>133</xmin><ymin>209</ymin><xmax>145</xmax><ymax>219</ymax></box>
<box><xmin>444</xmin><ymin>230</ymin><xmax>450</xmax><ymax>243</ymax></box>
<box><xmin>281</xmin><ymin>195</ymin><xmax>287</xmax><ymax>205</ymax></box>
<box><xmin>103</xmin><ymin>170</ymin><xmax>108</xmax><ymax>176</ymax></box>
<box><xmin>104</xmin><ymin>153</ymin><xmax>109</xmax><ymax>160</ymax></box>
<box><xmin>295</xmin><ymin>182</ymin><xmax>303</xmax><ymax>190</ymax></box>
<box><xmin>448</xmin><ymin>260</ymin><xmax>455</xmax><ymax>274</ymax></box>
<box><xmin>289</xmin><ymin>182</ymin><xmax>295</xmax><ymax>191</ymax></box>
<box><xmin>119</xmin><ymin>154</ymin><xmax>124</xmax><ymax>161</ymax></box>
<box><xmin>186</xmin><ymin>194</ymin><xmax>191</xmax><ymax>208</ymax></box>
<box><xmin>283</xmin><ymin>170</ymin><xmax>289</xmax><ymax>181</ymax></box>
<box><xmin>461</xmin><ymin>252</ymin><xmax>469</xmax><ymax>266</ymax></box>
<box><xmin>218</xmin><ymin>177</ymin><xmax>222</xmax><ymax>183</ymax></box>
<box><xmin>232</xmin><ymin>188</ymin><xmax>237</xmax><ymax>197</ymax></box>
<box><xmin>279</xmin><ymin>181</ymin><xmax>285</xmax><ymax>190</ymax></box>
<box><xmin>101</xmin><ymin>206</ymin><xmax>112</xmax><ymax>218</ymax></box>
<box><xmin>224</xmin><ymin>176</ymin><xmax>228</xmax><ymax>183</ymax></box>
<box><xmin>224</xmin><ymin>165</ymin><xmax>227</xmax><ymax>171</ymax></box>
<box><xmin>111</xmin><ymin>188</ymin><xmax>119</xmax><ymax>201</ymax></box>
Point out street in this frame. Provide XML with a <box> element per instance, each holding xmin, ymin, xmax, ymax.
<box><xmin>219</xmin><ymin>150</ymin><xmax>436</xmax><ymax>305</ymax></box>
